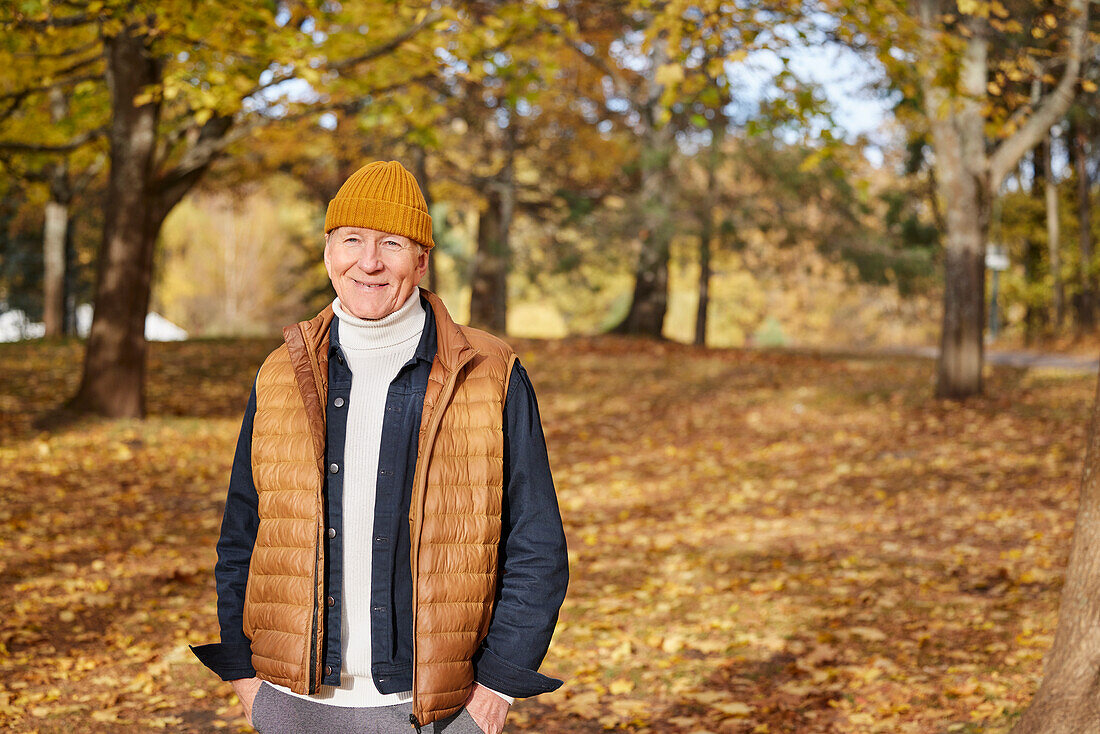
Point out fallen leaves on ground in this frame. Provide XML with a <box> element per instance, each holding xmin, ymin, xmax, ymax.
<box><xmin>0</xmin><ymin>336</ymin><xmax>1091</xmax><ymax>732</ymax></box>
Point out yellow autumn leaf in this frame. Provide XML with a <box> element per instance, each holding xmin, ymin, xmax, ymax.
<box><xmin>608</xmin><ymin>678</ymin><xmax>634</xmax><ymax>694</ymax></box>
<box><xmin>655</xmin><ymin>63</ymin><xmax>684</xmax><ymax>88</ymax></box>
<box><xmin>713</xmin><ymin>701</ymin><xmax>754</xmax><ymax>717</ymax></box>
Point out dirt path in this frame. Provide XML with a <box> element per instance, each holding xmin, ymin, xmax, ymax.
<box><xmin>811</xmin><ymin>343</ymin><xmax>1099</xmax><ymax>374</ymax></box>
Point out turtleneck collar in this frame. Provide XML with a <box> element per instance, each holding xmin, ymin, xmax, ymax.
<box><xmin>332</xmin><ymin>291</ymin><xmax>425</xmax><ymax>351</ymax></box>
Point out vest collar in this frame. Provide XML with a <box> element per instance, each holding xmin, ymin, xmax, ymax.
<box><xmin>287</xmin><ymin>288</ymin><xmax>474</xmax><ymax>384</ymax></box>
<box><xmin>285</xmin><ymin>303</ymin><xmax>336</xmax><ymax>356</ymax></box>
<box><xmin>418</xmin><ymin>287</ymin><xmax>476</xmax><ymax>372</ymax></box>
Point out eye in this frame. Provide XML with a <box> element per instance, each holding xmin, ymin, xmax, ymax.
<box><xmin>382</xmin><ymin>240</ymin><xmax>404</xmax><ymax>251</ymax></box>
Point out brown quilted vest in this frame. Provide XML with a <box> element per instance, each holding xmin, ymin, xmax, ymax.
<box><xmin>244</xmin><ymin>288</ymin><xmax>516</xmax><ymax>725</ymax></box>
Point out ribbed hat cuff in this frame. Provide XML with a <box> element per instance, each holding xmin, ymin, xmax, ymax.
<box><xmin>324</xmin><ymin>197</ymin><xmax>435</xmax><ymax>248</ymax></box>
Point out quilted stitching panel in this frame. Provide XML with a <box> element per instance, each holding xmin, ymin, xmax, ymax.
<box><xmin>246</xmin><ymin>342</ymin><xmax>324</xmax><ymax>692</ymax></box>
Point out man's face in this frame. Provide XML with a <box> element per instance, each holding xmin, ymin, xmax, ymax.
<box><xmin>324</xmin><ymin>226</ymin><xmax>429</xmax><ymax>320</ymax></box>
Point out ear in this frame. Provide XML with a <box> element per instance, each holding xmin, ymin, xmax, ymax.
<box><xmin>415</xmin><ymin>246</ymin><xmax>430</xmax><ymax>278</ymax></box>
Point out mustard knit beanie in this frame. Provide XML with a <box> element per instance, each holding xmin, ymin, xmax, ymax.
<box><xmin>324</xmin><ymin>160</ymin><xmax>435</xmax><ymax>249</ymax></box>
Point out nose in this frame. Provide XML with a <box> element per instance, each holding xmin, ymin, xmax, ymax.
<box><xmin>356</xmin><ymin>241</ymin><xmax>385</xmax><ymax>272</ymax></box>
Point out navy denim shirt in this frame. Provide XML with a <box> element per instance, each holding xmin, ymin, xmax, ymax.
<box><xmin>191</xmin><ymin>294</ymin><xmax>569</xmax><ymax>699</ymax></box>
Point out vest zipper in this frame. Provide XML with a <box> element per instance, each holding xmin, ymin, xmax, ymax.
<box><xmin>309</xmin><ymin>529</ymin><xmax>322</xmax><ymax>691</ymax></box>
<box><xmin>408</xmin><ymin>348</ymin><xmax>476</xmax><ymax>725</ymax></box>
<box><xmin>409</xmin><ymin>713</ymin><xmax>423</xmax><ymax>732</ymax></box>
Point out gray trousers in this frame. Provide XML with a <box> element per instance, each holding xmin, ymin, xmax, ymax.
<box><xmin>251</xmin><ymin>682</ymin><xmax>485</xmax><ymax>733</ymax></box>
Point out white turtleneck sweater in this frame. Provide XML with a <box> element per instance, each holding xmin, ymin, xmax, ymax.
<box><xmin>276</xmin><ymin>291</ymin><xmax>424</xmax><ymax>707</ymax></box>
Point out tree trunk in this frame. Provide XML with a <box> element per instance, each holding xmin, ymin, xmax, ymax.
<box><xmin>43</xmin><ymin>88</ymin><xmax>71</xmax><ymax>339</ymax></box>
<box><xmin>42</xmin><ymin>170</ymin><xmax>69</xmax><ymax>339</ymax></box>
<box><xmin>410</xmin><ymin>145</ymin><xmax>438</xmax><ymax>293</ymax></box>
<box><xmin>469</xmin><ymin>188</ymin><xmax>510</xmax><ymax>333</ymax></box>
<box><xmin>928</xmin><ymin>77</ymin><xmax>990</xmax><ymax>396</ymax></box>
<box><xmin>1072</xmin><ymin>121</ymin><xmax>1095</xmax><ymax>331</ymax></box>
<box><xmin>1010</xmin><ymin>363</ymin><xmax>1100</xmax><ymax>732</ymax></box>
<box><xmin>614</xmin><ymin>128</ymin><xmax>674</xmax><ymax>337</ymax></box>
<box><xmin>695</xmin><ymin>122</ymin><xmax>722</xmax><ymax>347</ymax></box>
<box><xmin>469</xmin><ymin>119</ymin><xmax>515</xmax><ymax>334</ymax></box>
<box><xmin>695</xmin><ymin>217</ymin><xmax>711</xmax><ymax>347</ymax></box>
<box><xmin>921</xmin><ymin>13</ymin><xmax>989</xmax><ymax>399</ymax></box>
<box><xmin>914</xmin><ymin>0</ymin><xmax>1087</xmax><ymax>397</ymax></box>
<box><xmin>935</xmin><ymin>208</ymin><xmax>987</xmax><ymax>399</ymax></box>
<box><xmin>1024</xmin><ymin>152</ymin><xmax>1047</xmax><ymax>344</ymax></box>
<box><xmin>614</xmin><ymin>36</ymin><xmax>673</xmax><ymax>338</ymax></box>
<box><xmin>1041</xmin><ymin>134</ymin><xmax>1066</xmax><ymax>328</ymax></box>
<box><xmin>67</xmin><ymin>29</ymin><xmax>162</xmax><ymax>418</ymax></box>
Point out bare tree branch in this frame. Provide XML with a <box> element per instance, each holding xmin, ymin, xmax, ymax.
<box><xmin>0</xmin><ymin>156</ymin><xmax>49</xmax><ymax>182</ymax></box>
<box><xmin>12</xmin><ymin>37</ymin><xmax>98</xmax><ymax>59</ymax></box>
<box><xmin>0</xmin><ymin>72</ymin><xmax>103</xmax><ymax>102</ymax></box>
<box><xmin>153</xmin><ymin>68</ymin><xmax>438</xmax><ymax>198</ymax></box>
<box><xmin>1</xmin><ymin>13</ymin><xmax>94</xmax><ymax>30</ymax></box>
<box><xmin>989</xmin><ymin>0</ymin><xmax>1090</xmax><ymax>190</ymax></box>
<box><xmin>555</xmin><ymin>29</ymin><xmax>642</xmax><ymax>106</ymax></box>
<box><xmin>329</xmin><ymin>11</ymin><xmax>441</xmax><ymax>72</ymax></box>
<box><xmin>43</xmin><ymin>52</ymin><xmax>103</xmax><ymax>83</ymax></box>
<box><xmin>235</xmin><ymin>12</ymin><xmax>440</xmax><ymax>108</ymax></box>
<box><xmin>72</xmin><ymin>153</ymin><xmax>106</xmax><ymax>193</ymax></box>
<box><xmin>0</xmin><ymin>90</ymin><xmax>30</xmax><ymax>123</ymax></box>
<box><xmin>237</xmin><ymin>68</ymin><xmax>300</xmax><ymax>106</ymax></box>
<box><xmin>0</xmin><ymin>125</ymin><xmax>106</xmax><ymax>153</ymax></box>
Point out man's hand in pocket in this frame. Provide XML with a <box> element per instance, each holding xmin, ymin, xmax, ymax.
<box><xmin>463</xmin><ymin>683</ymin><xmax>510</xmax><ymax>734</ymax></box>
<box><xmin>231</xmin><ymin>677</ymin><xmax>263</xmax><ymax>725</ymax></box>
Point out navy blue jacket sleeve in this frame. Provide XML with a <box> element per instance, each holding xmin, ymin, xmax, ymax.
<box><xmin>190</xmin><ymin>379</ymin><xmax>260</xmax><ymax>681</ymax></box>
<box><xmin>473</xmin><ymin>360</ymin><xmax>569</xmax><ymax>698</ymax></box>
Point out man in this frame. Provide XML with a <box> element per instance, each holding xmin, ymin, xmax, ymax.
<box><xmin>191</xmin><ymin>160</ymin><xmax>569</xmax><ymax>734</ymax></box>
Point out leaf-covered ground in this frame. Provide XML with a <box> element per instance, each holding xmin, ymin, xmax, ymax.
<box><xmin>0</xmin><ymin>337</ymin><xmax>1092</xmax><ymax>733</ymax></box>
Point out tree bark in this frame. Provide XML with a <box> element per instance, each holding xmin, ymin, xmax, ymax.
<box><xmin>1041</xmin><ymin>134</ymin><xmax>1066</xmax><ymax>328</ymax></box>
<box><xmin>614</xmin><ymin>126</ymin><xmax>674</xmax><ymax>337</ymax></box>
<box><xmin>613</xmin><ymin>35</ymin><xmax>673</xmax><ymax>338</ymax></box>
<box><xmin>695</xmin><ymin>214</ymin><xmax>711</xmax><ymax>347</ymax></box>
<box><xmin>1072</xmin><ymin>120</ymin><xmax>1095</xmax><ymax>331</ymax></box>
<box><xmin>42</xmin><ymin>88</ymin><xmax>71</xmax><ymax>338</ymax></box>
<box><xmin>920</xmin><ymin>7</ymin><xmax>988</xmax><ymax>399</ymax></box>
<box><xmin>410</xmin><ymin>145</ymin><xmax>438</xmax><ymax>293</ymax></box>
<box><xmin>914</xmin><ymin>0</ymin><xmax>1088</xmax><ymax>398</ymax></box>
<box><xmin>43</xmin><ymin>171</ymin><xmax>69</xmax><ymax>338</ymax></box>
<box><xmin>67</xmin><ymin>29</ymin><xmax>162</xmax><ymax>418</ymax></box>
<box><xmin>695</xmin><ymin>122</ymin><xmax>722</xmax><ymax>347</ymax></box>
<box><xmin>1010</xmin><ymin>362</ymin><xmax>1100</xmax><ymax>732</ymax></box>
<box><xmin>469</xmin><ymin>117</ymin><xmax>515</xmax><ymax>335</ymax></box>
<box><xmin>469</xmin><ymin>188</ymin><xmax>509</xmax><ymax>334</ymax></box>
<box><xmin>1024</xmin><ymin>151</ymin><xmax>1047</xmax><ymax>344</ymax></box>
<box><xmin>934</xmin><ymin>210</ymin><xmax>987</xmax><ymax>399</ymax></box>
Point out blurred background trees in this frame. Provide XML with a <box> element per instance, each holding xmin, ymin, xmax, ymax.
<box><xmin>1</xmin><ymin>0</ymin><xmax>1099</xmax><ymax>416</ymax></box>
